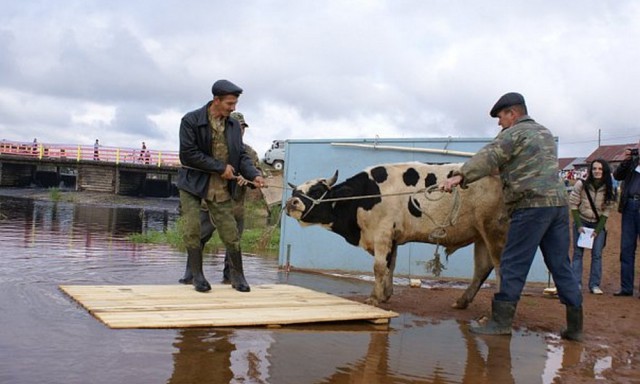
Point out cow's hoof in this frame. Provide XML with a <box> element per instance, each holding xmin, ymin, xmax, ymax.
<box><xmin>452</xmin><ymin>299</ymin><xmax>469</xmax><ymax>309</ymax></box>
<box><xmin>365</xmin><ymin>297</ymin><xmax>381</xmax><ymax>307</ymax></box>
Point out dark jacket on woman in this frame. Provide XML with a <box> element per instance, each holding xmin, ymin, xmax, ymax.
<box><xmin>177</xmin><ymin>102</ymin><xmax>260</xmax><ymax>199</ymax></box>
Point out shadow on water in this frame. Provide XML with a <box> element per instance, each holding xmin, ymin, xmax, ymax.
<box><xmin>0</xmin><ymin>195</ymin><xmax>616</xmax><ymax>383</ymax></box>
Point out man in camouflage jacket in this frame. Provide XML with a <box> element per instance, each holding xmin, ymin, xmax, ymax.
<box><xmin>440</xmin><ymin>92</ymin><xmax>583</xmax><ymax>341</ymax></box>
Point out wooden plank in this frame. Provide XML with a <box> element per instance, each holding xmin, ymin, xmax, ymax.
<box><xmin>59</xmin><ymin>284</ymin><xmax>398</xmax><ymax>329</ymax></box>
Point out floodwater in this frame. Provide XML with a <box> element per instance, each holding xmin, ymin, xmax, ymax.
<box><xmin>0</xmin><ymin>194</ymin><xmax>607</xmax><ymax>384</ymax></box>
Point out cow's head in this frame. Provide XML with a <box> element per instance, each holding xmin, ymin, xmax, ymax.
<box><xmin>285</xmin><ymin>170</ymin><xmax>338</xmax><ymax>223</ymax></box>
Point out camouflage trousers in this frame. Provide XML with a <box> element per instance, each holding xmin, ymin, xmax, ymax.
<box><xmin>200</xmin><ymin>200</ymin><xmax>245</xmax><ymax>245</ymax></box>
<box><xmin>179</xmin><ymin>190</ymin><xmax>240</xmax><ymax>252</ymax></box>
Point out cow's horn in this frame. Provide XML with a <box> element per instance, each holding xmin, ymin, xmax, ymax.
<box><xmin>287</xmin><ymin>182</ymin><xmax>297</xmax><ymax>189</ymax></box>
<box><xmin>326</xmin><ymin>170</ymin><xmax>338</xmax><ymax>187</ymax></box>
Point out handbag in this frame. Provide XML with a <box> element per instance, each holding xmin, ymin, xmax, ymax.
<box><xmin>584</xmin><ymin>184</ymin><xmax>607</xmax><ymax>247</ymax></box>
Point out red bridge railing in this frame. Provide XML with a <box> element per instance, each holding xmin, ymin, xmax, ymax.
<box><xmin>0</xmin><ymin>140</ymin><xmax>180</xmax><ymax>167</ymax></box>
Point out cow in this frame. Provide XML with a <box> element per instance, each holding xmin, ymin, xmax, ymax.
<box><xmin>284</xmin><ymin>162</ymin><xmax>509</xmax><ymax>308</ymax></box>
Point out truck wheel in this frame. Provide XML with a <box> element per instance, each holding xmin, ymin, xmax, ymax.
<box><xmin>273</xmin><ymin>160</ymin><xmax>284</xmax><ymax>170</ymax></box>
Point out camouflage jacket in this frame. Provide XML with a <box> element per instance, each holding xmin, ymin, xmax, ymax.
<box><xmin>458</xmin><ymin>115</ymin><xmax>567</xmax><ymax>211</ymax></box>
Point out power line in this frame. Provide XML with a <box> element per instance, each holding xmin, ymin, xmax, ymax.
<box><xmin>562</xmin><ymin>134</ymin><xmax>639</xmax><ymax>146</ymax></box>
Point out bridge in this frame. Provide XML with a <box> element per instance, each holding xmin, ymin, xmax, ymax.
<box><xmin>0</xmin><ymin>140</ymin><xmax>181</xmax><ymax>197</ymax></box>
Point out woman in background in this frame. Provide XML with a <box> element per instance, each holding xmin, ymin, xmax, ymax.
<box><xmin>569</xmin><ymin>158</ymin><xmax>616</xmax><ymax>294</ymax></box>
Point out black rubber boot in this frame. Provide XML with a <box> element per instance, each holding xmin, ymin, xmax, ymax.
<box><xmin>187</xmin><ymin>248</ymin><xmax>211</xmax><ymax>292</ymax></box>
<box><xmin>228</xmin><ymin>250</ymin><xmax>250</xmax><ymax>292</ymax></box>
<box><xmin>221</xmin><ymin>252</ymin><xmax>231</xmax><ymax>284</ymax></box>
<box><xmin>182</xmin><ymin>226</ymin><xmax>212</xmax><ymax>285</ymax></box>
<box><xmin>561</xmin><ymin>305</ymin><xmax>583</xmax><ymax>341</ymax></box>
<box><xmin>178</xmin><ymin>256</ymin><xmax>192</xmax><ymax>284</ymax></box>
<box><xmin>470</xmin><ymin>299</ymin><xmax>517</xmax><ymax>335</ymax></box>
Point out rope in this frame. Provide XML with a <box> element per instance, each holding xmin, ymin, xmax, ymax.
<box><xmin>296</xmin><ymin>189</ymin><xmax>422</xmax><ymax>204</ymax></box>
<box><xmin>295</xmin><ymin>184</ymin><xmax>462</xmax><ymax>238</ymax></box>
<box><xmin>256</xmin><ymin>205</ymin><xmax>285</xmax><ymax>250</ymax></box>
<box><xmin>410</xmin><ymin>186</ymin><xmax>461</xmax><ymax>241</ymax></box>
<box><xmin>291</xmin><ymin>182</ymin><xmax>462</xmax><ymax>278</ymax></box>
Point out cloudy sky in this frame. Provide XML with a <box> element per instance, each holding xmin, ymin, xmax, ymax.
<box><xmin>1</xmin><ymin>0</ymin><xmax>639</xmax><ymax>159</ymax></box>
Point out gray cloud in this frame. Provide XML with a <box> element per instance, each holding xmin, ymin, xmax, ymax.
<box><xmin>0</xmin><ymin>0</ymin><xmax>639</xmax><ymax>158</ymax></box>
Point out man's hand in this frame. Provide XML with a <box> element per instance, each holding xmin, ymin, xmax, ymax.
<box><xmin>235</xmin><ymin>175</ymin><xmax>250</xmax><ymax>186</ymax></box>
<box><xmin>221</xmin><ymin>164</ymin><xmax>236</xmax><ymax>180</ymax></box>
<box><xmin>439</xmin><ymin>175</ymin><xmax>463</xmax><ymax>193</ymax></box>
<box><xmin>253</xmin><ymin>176</ymin><xmax>266</xmax><ymax>188</ymax></box>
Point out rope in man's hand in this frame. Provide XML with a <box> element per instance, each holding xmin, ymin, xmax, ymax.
<box><xmin>234</xmin><ymin>174</ymin><xmax>266</xmax><ymax>188</ymax></box>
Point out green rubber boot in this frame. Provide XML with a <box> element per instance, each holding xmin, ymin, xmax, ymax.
<box><xmin>228</xmin><ymin>250</ymin><xmax>250</xmax><ymax>292</ymax></box>
<box><xmin>187</xmin><ymin>248</ymin><xmax>211</xmax><ymax>293</ymax></box>
<box><xmin>560</xmin><ymin>305</ymin><xmax>583</xmax><ymax>341</ymax></box>
<box><xmin>178</xmin><ymin>256</ymin><xmax>192</xmax><ymax>284</ymax></box>
<box><xmin>470</xmin><ymin>299</ymin><xmax>517</xmax><ymax>335</ymax></box>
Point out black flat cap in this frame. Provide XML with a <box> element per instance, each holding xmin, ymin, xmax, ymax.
<box><xmin>211</xmin><ymin>79</ymin><xmax>243</xmax><ymax>97</ymax></box>
<box><xmin>490</xmin><ymin>92</ymin><xmax>525</xmax><ymax>117</ymax></box>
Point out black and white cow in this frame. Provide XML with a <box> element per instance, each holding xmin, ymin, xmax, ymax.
<box><xmin>285</xmin><ymin>162</ymin><xmax>509</xmax><ymax>308</ymax></box>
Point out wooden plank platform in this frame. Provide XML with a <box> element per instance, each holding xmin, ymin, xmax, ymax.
<box><xmin>59</xmin><ymin>284</ymin><xmax>398</xmax><ymax>329</ymax></box>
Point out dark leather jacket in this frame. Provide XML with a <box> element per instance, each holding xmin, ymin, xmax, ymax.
<box><xmin>177</xmin><ymin>102</ymin><xmax>260</xmax><ymax>199</ymax></box>
<box><xmin>613</xmin><ymin>154</ymin><xmax>640</xmax><ymax>212</ymax></box>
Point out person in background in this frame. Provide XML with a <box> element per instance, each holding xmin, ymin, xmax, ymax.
<box><xmin>93</xmin><ymin>139</ymin><xmax>100</xmax><ymax>160</ymax></box>
<box><xmin>612</xmin><ymin>141</ymin><xmax>640</xmax><ymax>297</ymax></box>
<box><xmin>139</xmin><ymin>142</ymin><xmax>147</xmax><ymax>163</ymax></box>
<box><xmin>198</xmin><ymin>111</ymin><xmax>261</xmax><ymax>284</ymax></box>
<box><xmin>177</xmin><ymin>79</ymin><xmax>264</xmax><ymax>293</ymax></box>
<box><xmin>439</xmin><ymin>92</ymin><xmax>583</xmax><ymax>341</ymax></box>
<box><xmin>569</xmin><ymin>159</ymin><xmax>616</xmax><ymax>295</ymax></box>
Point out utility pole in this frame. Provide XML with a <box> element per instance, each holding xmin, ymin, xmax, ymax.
<box><xmin>598</xmin><ymin>129</ymin><xmax>601</xmax><ymax>147</ymax></box>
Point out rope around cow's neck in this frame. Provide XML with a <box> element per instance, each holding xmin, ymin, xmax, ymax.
<box><xmin>296</xmin><ymin>184</ymin><xmax>462</xmax><ymax>235</ymax></box>
<box><xmin>294</xmin><ymin>184</ymin><xmax>462</xmax><ymax>277</ymax></box>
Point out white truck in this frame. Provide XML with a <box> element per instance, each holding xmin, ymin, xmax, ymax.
<box><xmin>263</xmin><ymin>140</ymin><xmax>285</xmax><ymax>170</ymax></box>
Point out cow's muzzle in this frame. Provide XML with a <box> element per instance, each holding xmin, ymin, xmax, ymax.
<box><xmin>285</xmin><ymin>197</ymin><xmax>305</xmax><ymax>219</ymax></box>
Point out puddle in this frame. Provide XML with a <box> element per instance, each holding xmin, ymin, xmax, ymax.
<box><xmin>0</xmin><ymin>194</ymin><xmax>624</xmax><ymax>383</ymax></box>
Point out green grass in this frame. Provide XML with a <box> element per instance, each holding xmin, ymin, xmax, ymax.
<box><xmin>48</xmin><ymin>187</ymin><xmax>61</xmax><ymax>202</ymax></box>
<box><xmin>47</xmin><ymin>187</ymin><xmax>75</xmax><ymax>203</ymax></box>
<box><xmin>200</xmin><ymin>226</ymin><xmax>281</xmax><ymax>254</ymax></box>
<box><xmin>128</xmin><ymin>215</ymin><xmax>281</xmax><ymax>255</ymax></box>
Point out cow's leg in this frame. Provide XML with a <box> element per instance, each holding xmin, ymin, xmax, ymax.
<box><xmin>453</xmin><ymin>241</ymin><xmax>493</xmax><ymax>309</ymax></box>
<box><xmin>383</xmin><ymin>244</ymin><xmax>398</xmax><ymax>301</ymax></box>
<box><xmin>366</xmin><ymin>243</ymin><xmax>396</xmax><ymax>306</ymax></box>
<box><xmin>481</xmin><ymin>228</ymin><xmax>505</xmax><ymax>294</ymax></box>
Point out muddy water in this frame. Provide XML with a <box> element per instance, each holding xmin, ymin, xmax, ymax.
<box><xmin>0</xmin><ymin>195</ymin><xmax>598</xmax><ymax>383</ymax></box>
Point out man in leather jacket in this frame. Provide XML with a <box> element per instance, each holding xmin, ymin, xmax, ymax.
<box><xmin>177</xmin><ymin>79</ymin><xmax>264</xmax><ymax>293</ymax></box>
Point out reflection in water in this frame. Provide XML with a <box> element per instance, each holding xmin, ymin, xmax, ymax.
<box><xmin>168</xmin><ymin>329</ymin><xmax>235</xmax><ymax>384</ymax></box>
<box><xmin>461</xmin><ymin>322</ymin><xmax>516</xmax><ymax>383</ymax></box>
<box><xmin>319</xmin><ymin>330</ymin><xmax>391</xmax><ymax>383</ymax></box>
<box><xmin>169</xmin><ymin>328</ymin><xmax>276</xmax><ymax>384</ymax></box>
<box><xmin>542</xmin><ymin>338</ymin><xmax>615</xmax><ymax>383</ymax></box>
<box><xmin>0</xmin><ymin>195</ymin><xmax>613</xmax><ymax>383</ymax></box>
<box><xmin>0</xmin><ymin>197</ymin><xmax>177</xmax><ymax>248</ymax></box>
<box><xmin>229</xmin><ymin>329</ymin><xmax>274</xmax><ymax>383</ymax></box>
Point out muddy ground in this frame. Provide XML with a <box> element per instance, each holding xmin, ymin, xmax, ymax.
<box><xmin>3</xmin><ymin>188</ymin><xmax>639</xmax><ymax>382</ymax></box>
<box><xmin>366</xmin><ymin>210</ymin><xmax>640</xmax><ymax>383</ymax></box>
